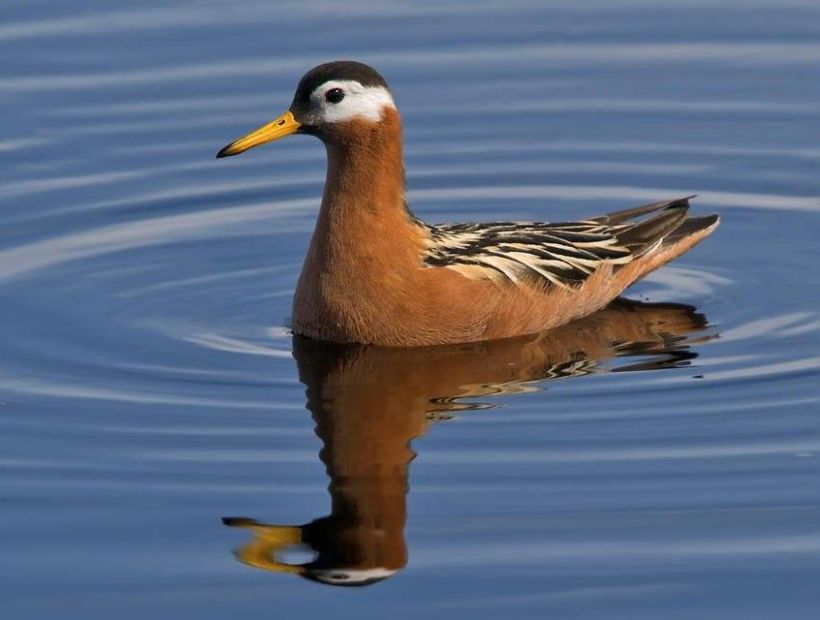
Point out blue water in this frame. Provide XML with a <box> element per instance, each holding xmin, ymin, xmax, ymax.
<box><xmin>1</xmin><ymin>1</ymin><xmax>818</xmax><ymax>618</ymax></box>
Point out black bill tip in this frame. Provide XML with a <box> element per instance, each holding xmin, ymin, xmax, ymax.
<box><xmin>216</xmin><ymin>145</ymin><xmax>235</xmax><ymax>159</ymax></box>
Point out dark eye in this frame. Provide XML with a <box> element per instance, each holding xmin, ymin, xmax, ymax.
<box><xmin>325</xmin><ymin>88</ymin><xmax>345</xmax><ymax>104</ymax></box>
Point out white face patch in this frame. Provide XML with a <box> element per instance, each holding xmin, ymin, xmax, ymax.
<box><xmin>306</xmin><ymin>80</ymin><xmax>395</xmax><ymax>124</ymax></box>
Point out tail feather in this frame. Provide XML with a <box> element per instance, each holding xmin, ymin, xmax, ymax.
<box><xmin>616</xmin><ymin>204</ymin><xmax>690</xmax><ymax>255</ymax></box>
<box><xmin>602</xmin><ymin>197</ymin><xmax>719</xmax><ymax>280</ymax></box>
<box><xmin>661</xmin><ymin>214</ymin><xmax>720</xmax><ymax>247</ymax></box>
<box><xmin>625</xmin><ymin>212</ymin><xmax>720</xmax><ymax>283</ymax></box>
<box><xmin>597</xmin><ymin>195</ymin><xmax>695</xmax><ymax>225</ymax></box>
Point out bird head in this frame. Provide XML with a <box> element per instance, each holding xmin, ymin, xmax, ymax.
<box><xmin>216</xmin><ymin>61</ymin><xmax>395</xmax><ymax>157</ymax></box>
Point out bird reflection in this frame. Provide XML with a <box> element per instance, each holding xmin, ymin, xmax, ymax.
<box><xmin>223</xmin><ymin>299</ymin><xmax>713</xmax><ymax>586</ymax></box>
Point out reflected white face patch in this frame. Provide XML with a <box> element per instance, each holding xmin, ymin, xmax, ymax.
<box><xmin>305</xmin><ymin>80</ymin><xmax>395</xmax><ymax>124</ymax></box>
<box><xmin>310</xmin><ymin>567</ymin><xmax>398</xmax><ymax>585</ymax></box>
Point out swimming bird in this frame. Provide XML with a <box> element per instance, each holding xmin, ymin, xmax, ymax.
<box><xmin>217</xmin><ymin>61</ymin><xmax>719</xmax><ymax>346</ymax></box>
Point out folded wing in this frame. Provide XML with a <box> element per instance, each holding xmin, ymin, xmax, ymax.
<box><xmin>423</xmin><ymin>197</ymin><xmax>700</xmax><ymax>290</ymax></box>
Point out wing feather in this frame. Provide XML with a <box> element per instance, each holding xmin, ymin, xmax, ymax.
<box><xmin>422</xmin><ymin>197</ymin><xmax>695</xmax><ymax>289</ymax></box>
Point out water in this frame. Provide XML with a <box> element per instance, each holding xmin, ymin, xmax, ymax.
<box><xmin>1</xmin><ymin>1</ymin><xmax>818</xmax><ymax>617</ymax></box>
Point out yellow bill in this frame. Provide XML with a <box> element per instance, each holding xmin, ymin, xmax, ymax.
<box><xmin>216</xmin><ymin>110</ymin><xmax>300</xmax><ymax>158</ymax></box>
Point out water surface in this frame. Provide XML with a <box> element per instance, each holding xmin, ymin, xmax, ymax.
<box><xmin>1</xmin><ymin>1</ymin><xmax>818</xmax><ymax>618</ymax></box>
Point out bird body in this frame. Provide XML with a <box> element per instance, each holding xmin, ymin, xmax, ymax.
<box><xmin>218</xmin><ymin>61</ymin><xmax>719</xmax><ymax>346</ymax></box>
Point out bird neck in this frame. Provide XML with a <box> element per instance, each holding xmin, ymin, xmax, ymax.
<box><xmin>294</xmin><ymin>109</ymin><xmax>429</xmax><ymax>342</ymax></box>
<box><xmin>315</xmin><ymin>108</ymin><xmax>419</xmax><ymax>253</ymax></box>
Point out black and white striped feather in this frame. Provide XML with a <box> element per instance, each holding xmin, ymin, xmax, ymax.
<box><xmin>421</xmin><ymin>197</ymin><xmax>694</xmax><ymax>289</ymax></box>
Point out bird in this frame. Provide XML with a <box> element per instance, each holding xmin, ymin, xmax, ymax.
<box><xmin>217</xmin><ymin>61</ymin><xmax>719</xmax><ymax>347</ymax></box>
